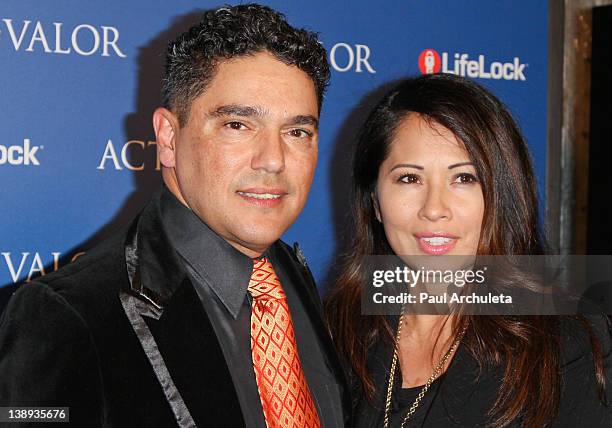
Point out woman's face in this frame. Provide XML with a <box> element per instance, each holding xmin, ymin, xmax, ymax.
<box><xmin>375</xmin><ymin>114</ymin><xmax>484</xmax><ymax>256</ymax></box>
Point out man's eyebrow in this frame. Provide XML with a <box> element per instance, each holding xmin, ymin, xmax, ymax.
<box><xmin>390</xmin><ymin>163</ymin><xmax>424</xmax><ymax>171</ymax></box>
<box><xmin>208</xmin><ymin>105</ymin><xmax>319</xmax><ymax>129</ymax></box>
<box><xmin>288</xmin><ymin>115</ymin><xmax>319</xmax><ymax>129</ymax></box>
<box><xmin>208</xmin><ymin>104</ymin><xmax>267</xmax><ymax>117</ymax></box>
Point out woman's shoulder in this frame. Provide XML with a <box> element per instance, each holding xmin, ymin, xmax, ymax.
<box><xmin>558</xmin><ymin>314</ymin><xmax>612</xmax><ymax>366</ymax></box>
<box><xmin>554</xmin><ymin>314</ymin><xmax>612</xmax><ymax>425</ymax></box>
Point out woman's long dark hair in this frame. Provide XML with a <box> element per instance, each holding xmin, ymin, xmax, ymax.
<box><xmin>325</xmin><ymin>74</ymin><xmax>607</xmax><ymax>427</ymax></box>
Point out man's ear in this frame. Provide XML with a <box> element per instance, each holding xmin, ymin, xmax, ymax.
<box><xmin>153</xmin><ymin>107</ymin><xmax>179</xmax><ymax>168</ymax></box>
<box><xmin>372</xmin><ymin>191</ymin><xmax>382</xmax><ymax>223</ymax></box>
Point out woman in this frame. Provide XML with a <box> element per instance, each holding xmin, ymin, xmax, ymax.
<box><xmin>326</xmin><ymin>74</ymin><xmax>612</xmax><ymax>427</ymax></box>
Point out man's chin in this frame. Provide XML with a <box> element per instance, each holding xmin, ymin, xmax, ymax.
<box><xmin>229</xmin><ymin>229</ymin><xmax>285</xmax><ymax>255</ymax></box>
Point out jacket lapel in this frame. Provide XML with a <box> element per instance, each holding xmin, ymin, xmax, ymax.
<box><xmin>120</xmin><ymin>193</ymin><xmax>244</xmax><ymax>427</ymax></box>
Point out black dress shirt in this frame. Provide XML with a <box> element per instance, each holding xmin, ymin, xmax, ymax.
<box><xmin>159</xmin><ymin>187</ymin><xmax>343</xmax><ymax>427</ymax></box>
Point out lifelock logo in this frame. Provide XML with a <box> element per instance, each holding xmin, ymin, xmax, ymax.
<box><xmin>0</xmin><ymin>139</ymin><xmax>43</xmax><ymax>166</ymax></box>
<box><xmin>419</xmin><ymin>49</ymin><xmax>527</xmax><ymax>81</ymax></box>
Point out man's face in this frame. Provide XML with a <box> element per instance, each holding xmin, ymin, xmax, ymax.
<box><xmin>154</xmin><ymin>51</ymin><xmax>319</xmax><ymax>258</ymax></box>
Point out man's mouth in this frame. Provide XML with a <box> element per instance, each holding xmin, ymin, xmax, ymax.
<box><xmin>237</xmin><ymin>191</ymin><xmax>283</xmax><ymax>200</ymax></box>
<box><xmin>236</xmin><ymin>188</ymin><xmax>287</xmax><ymax>207</ymax></box>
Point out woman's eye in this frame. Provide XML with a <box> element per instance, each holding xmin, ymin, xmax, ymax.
<box><xmin>454</xmin><ymin>173</ymin><xmax>479</xmax><ymax>184</ymax></box>
<box><xmin>225</xmin><ymin>121</ymin><xmax>246</xmax><ymax>130</ymax></box>
<box><xmin>398</xmin><ymin>173</ymin><xmax>420</xmax><ymax>184</ymax></box>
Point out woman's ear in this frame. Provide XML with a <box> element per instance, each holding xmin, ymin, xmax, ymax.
<box><xmin>371</xmin><ymin>191</ymin><xmax>382</xmax><ymax>223</ymax></box>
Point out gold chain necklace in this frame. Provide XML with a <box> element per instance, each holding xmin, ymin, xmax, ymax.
<box><xmin>382</xmin><ymin>310</ymin><xmax>467</xmax><ymax>428</ymax></box>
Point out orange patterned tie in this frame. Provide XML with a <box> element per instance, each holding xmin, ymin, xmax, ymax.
<box><xmin>248</xmin><ymin>258</ymin><xmax>321</xmax><ymax>428</ymax></box>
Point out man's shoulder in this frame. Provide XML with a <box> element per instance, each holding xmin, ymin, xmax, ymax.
<box><xmin>5</xmin><ymin>228</ymin><xmax>131</xmax><ymax>328</ymax></box>
<box><xmin>40</xmin><ymin>228</ymin><xmax>128</xmax><ymax>297</ymax></box>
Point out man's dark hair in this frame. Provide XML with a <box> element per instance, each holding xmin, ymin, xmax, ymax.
<box><xmin>162</xmin><ymin>3</ymin><xmax>330</xmax><ymax>126</ymax></box>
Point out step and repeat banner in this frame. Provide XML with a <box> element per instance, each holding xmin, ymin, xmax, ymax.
<box><xmin>0</xmin><ymin>1</ymin><xmax>548</xmax><ymax>303</ymax></box>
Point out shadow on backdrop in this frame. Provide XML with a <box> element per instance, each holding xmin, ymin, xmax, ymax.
<box><xmin>1</xmin><ymin>11</ymin><xmax>205</xmax><ymax>313</ymax></box>
<box><xmin>321</xmin><ymin>79</ymin><xmax>405</xmax><ymax>296</ymax></box>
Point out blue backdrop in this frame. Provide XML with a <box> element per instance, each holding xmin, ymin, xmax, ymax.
<box><xmin>0</xmin><ymin>1</ymin><xmax>549</xmax><ymax>299</ymax></box>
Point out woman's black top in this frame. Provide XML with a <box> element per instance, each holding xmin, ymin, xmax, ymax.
<box><xmin>352</xmin><ymin>315</ymin><xmax>612</xmax><ymax>427</ymax></box>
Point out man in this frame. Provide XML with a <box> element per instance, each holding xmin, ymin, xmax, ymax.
<box><xmin>0</xmin><ymin>4</ymin><xmax>349</xmax><ymax>427</ymax></box>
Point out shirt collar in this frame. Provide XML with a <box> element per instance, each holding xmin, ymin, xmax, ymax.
<box><xmin>160</xmin><ymin>186</ymin><xmax>254</xmax><ymax>319</ymax></box>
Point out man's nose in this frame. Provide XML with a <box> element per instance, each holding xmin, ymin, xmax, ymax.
<box><xmin>251</xmin><ymin>129</ymin><xmax>285</xmax><ymax>173</ymax></box>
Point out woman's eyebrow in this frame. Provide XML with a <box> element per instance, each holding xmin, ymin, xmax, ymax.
<box><xmin>448</xmin><ymin>162</ymin><xmax>474</xmax><ymax>169</ymax></box>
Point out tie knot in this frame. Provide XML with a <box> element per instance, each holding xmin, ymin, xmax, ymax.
<box><xmin>249</xmin><ymin>258</ymin><xmax>285</xmax><ymax>301</ymax></box>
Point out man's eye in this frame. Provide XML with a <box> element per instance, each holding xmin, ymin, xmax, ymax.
<box><xmin>225</xmin><ymin>121</ymin><xmax>246</xmax><ymax>130</ymax></box>
<box><xmin>288</xmin><ymin>129</ymin><xmax>313</xmax><ymax>138</ymax></box>
<box><xmin>454</xmin><ymin>173</ymin><xmax>479</xmax><ymax>184</ymax></box>
<box><xmin>398</xmin><ymin>173</ymin><xmax>420</xmax><ymax>184</ymax></box>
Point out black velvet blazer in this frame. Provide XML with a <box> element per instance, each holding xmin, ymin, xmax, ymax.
<box><xmin>0</xmin><ymin>193</ymin><xmax>350</xmax><ymax>427</ymax></box>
